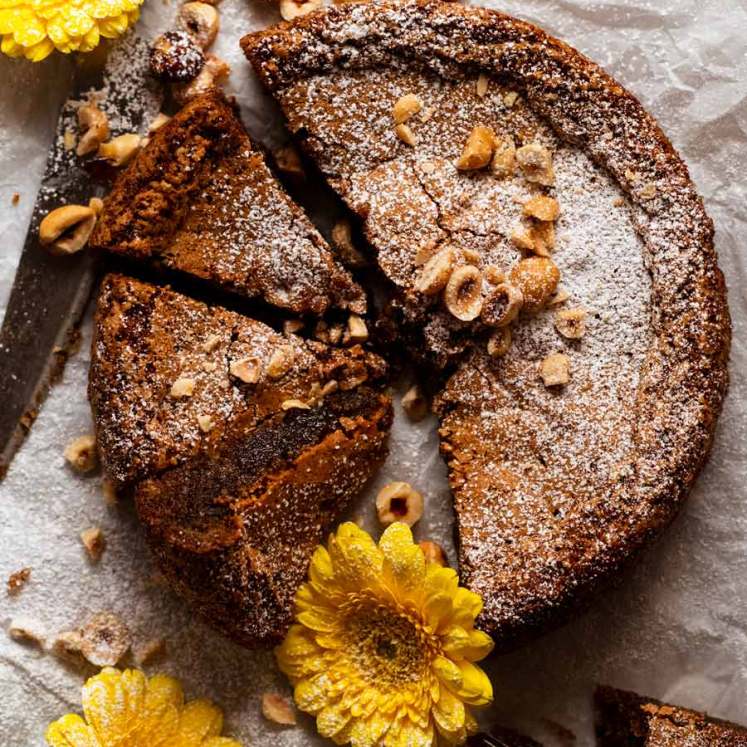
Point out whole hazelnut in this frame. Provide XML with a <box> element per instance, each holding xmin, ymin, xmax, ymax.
<box><xmin>149</xmin><ymin>31</ymin><xmax>205</xmax><ymax>83</ymax></box>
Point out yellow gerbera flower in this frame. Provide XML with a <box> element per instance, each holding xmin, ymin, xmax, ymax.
<box><xmin>277</xmin><ymin>522</ymin><xmax>495</xmax><ymax>747</ymax></box>
<box><xmin>0</xmin><ymin>0</ymin><xmax>142</xmax><ymax>62</ymax></box>
<box><xmin>45</xmin><ymin>667</ymin><xmax>243</xmax><ymax>747</ymax></box>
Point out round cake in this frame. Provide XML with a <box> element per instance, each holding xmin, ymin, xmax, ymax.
<box><xmin>242</xmin><ymin>0</ymin><xmax>731</xmax><ymax>649</ymax></box>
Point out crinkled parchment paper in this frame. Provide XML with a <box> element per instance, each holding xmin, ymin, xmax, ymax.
<box><xmin>1</xmin><ymin>0</ymin><xmax>746</xmax><ymax>744</ymax></box>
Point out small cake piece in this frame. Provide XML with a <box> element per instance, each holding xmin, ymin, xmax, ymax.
<box><xmin>595</xmin><ymin>686</ymin><xmax>747</xmax><ymax>746</ymax></box>
<box><xmin>90</xmin><ymin>91</ymin><xmax>365</xmax><ymax>316</ymax></box>
<box><xmin>89</xmin><ymin>274</ymin><xmax>392</xmax><ymax>646</ymax></box>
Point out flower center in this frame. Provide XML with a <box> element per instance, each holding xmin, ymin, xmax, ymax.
<box><xmin>341</xmin><ymin>595</ymin><xmax>436</xmax><ymax>687</ymax></box>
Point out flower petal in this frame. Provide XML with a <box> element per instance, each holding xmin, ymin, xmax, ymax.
<box><xmin>82</xmin><ymin>668</ymin><xmax>147</xmax><ymax>745</ymax></box>
<box><xmin>440</xmin><ymin>626</ymin><xmax>494</xmax><ymax>662</ymax></box>
<box><xmin>449</xmin><ymin>586</ymin><xmax>484</xmax><ymax>628</ymax></box>
<box><xmin>316</xmin><ymin>701</ymin><xmax>352</xmax><ymax>740</ymax></box>
<box><xmin>327</xmin><ymin>522</ymin><xmax>383</xmax><ymax>591</ymax></box>
<box><xmin>45</xmin><ymin>713</ymin><xmax>100</xmax><ymax>747</ymax></box>
<box><xmin>432</xmin><ymin>656</ymin><xmax>462</xmax><ymax>691</ymax></box>
<box><xmin>433</xmin><ymin>685</ymin><xmax>466</xmax><ymax>735</ymax></box>
<box><xmin>379</xmin><ymin>523</ymin><xmax>426</xmax><ymax>596</ymax></box>
<box><xmin>176</xmin><ymin>699</ymin><xmax>223</xmax><ymax>742</ymax></box>
<box><xmin>455</xmin><ymin>661</ymin><xmax>493</xmax><ymax>706</ymax></box>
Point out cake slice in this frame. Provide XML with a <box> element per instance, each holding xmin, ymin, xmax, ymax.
<box><xmin>89</xmin><ymin>91</ymin><xmax>365</xmax><ymax>316</ymax></box>
<box><xmin>89</xmin><ymin>274</ymin><xmax>392</xmax><ymax>646</ymax></box>
<box><xmin>595</xmin><ymin>686</ymin><xmax>747</xmax><ymax>745</ymax></box>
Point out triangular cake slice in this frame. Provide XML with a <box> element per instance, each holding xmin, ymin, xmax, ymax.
<box><xmin>89</xmin><ymin>274</ymin><xmax>392</xmax><ymax>646</ymax></box>
<box><xmin>595</xmin><ymin>686</ymin><xmax>747</xmax><ymax>745</ymax></box>
<box><xmin>243</xmin><ymin>3</ymin><xmax>729</xmax><ymax>649</ymax></box>
<box><xmin>90</xmin><ymin>92</ymin><xmax>365</xmax><ymax>316</ymax></box>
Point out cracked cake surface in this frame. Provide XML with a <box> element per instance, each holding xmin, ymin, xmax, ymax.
<box><xmin>243</xmin><ymin>1</ymin><xmax>730</xmax><ymax>647</ymax></box>
<box><xmin>89</xmin><ymin>274</ymin><xmax>392</xmax><ymax>645</ymax></box>
<box><xmin>89</xmin><ymin>91</ymin><xmax>366</xmax><ymax>315</ymax></box>
<box><xmin>595</xmin><ymin>686</ymin><xmax>747</xmax><ymax>746</ymax></box>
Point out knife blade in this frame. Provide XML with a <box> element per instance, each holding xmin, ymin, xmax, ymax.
<box><xmin>0</xmin><ymin>33</ymin><xmax>160</xmax><ymax>480</ymax></box>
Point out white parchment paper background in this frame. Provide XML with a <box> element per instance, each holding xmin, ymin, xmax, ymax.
<box><xmin>1</xmin><ymin>0</ymin><xmax>746</xmax><ymax>744</ymax></box>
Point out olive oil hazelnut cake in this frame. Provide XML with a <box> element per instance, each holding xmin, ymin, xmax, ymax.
<box><xmin>242</xmin><ymin>1</ymin><xmax>730</xmax><ymax>648</ymax></box>
<box><xmin>90</xmin><ymin>91</ymin><xmax>365</xmax><ymax>316</ymax></box>
<box><xmin>89</xmin><ymin>274</ymin><xmax>392</xmax><ymax>646</ymax></box>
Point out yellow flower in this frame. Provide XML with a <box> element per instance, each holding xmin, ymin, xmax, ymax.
<box><xmin>45</xmin><ymin>667</ymin><xmax>243</xmax><ymax>747</ymax></box>
<box><xmin>277</xmin><ymin>522</ymin><xmax>495</xmax><ymax>747</ymax></box>
<box><xmin>0</xmin><ymin>0</ymin><xmax>141</xmax><ymax>62</ymax></box>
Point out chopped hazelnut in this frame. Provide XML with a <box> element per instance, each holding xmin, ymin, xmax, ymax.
<box><xmin>456</xmin><ymin>125</ymin><xmax>496</xmax><ymax>170</ymax></box>
<box><xmin>273</xmin><ymin>144</ymin><xmax>305</xmax><ymax>182</ymax></box>
<box><xmin>491</xmin><ymin>136</ymin><xmax>516</xmax><ymax>178</ymax></box>
<box><xmin>444</xmin><ymin>265</ymin><xmax>483</xmax><ymax>322</ymax></box>
<box><xmin>475</xmin><ymin>73</ymin><xmax>489</xmax><ymax>98</ymax></box>
<box><xmin>7</xmin><ymin>567</ymin><xmax>31</xmax><ymax>596</ymax></box>
<box><xmin>202</xmin><ymin>334</ymin><xmax>221</xmax><ymax>352</ymax></box>
<box><xmin>484</xmin><ymin>265</ymin><xmax>506</xmax><ymax>284</ymax></box>
<box><xmin>523</xmin><ymin>195</ymin><xmax>560</xmax><ymax>222</ymax></box>
<box><xmin>419</xmin><ymin>540</ymin><xmax>448</xmax><ymax>566</ymax></box>
<box><xmin>503</xmin><ymin>90</ymin><xmax>519</xmax><ymax>108</ymax></box>
<box><xmin>487</xmin><ymin>327</ymin><xmax>512</xmax><ymax>357</ymax></box>
<box><xmin>281</xmin><ymin>399</ymin><xmax>311</xmax><ymax>411</ymax></box>
<box><xmin>327</xmin><ymin>324</ymin><xmax>344</xmax><ymax>345</ymax></box>
<box><xmin>481</xmin><ymin>283</ymin><xmax>523</xmax><ymax>327</ymax></box>
<box><xmin>51</xmin><ymin>629</ymin><xmax>84</xmax><ymax>661</ymax></box>
<box><xmin>8</xmin><ymin>616</ymin><xmax>44</xmax><ymax>647</ymax></box>
<box><xmin>540</xmin><ymin>353</ymin><xmax>570</xmax><ymax>387</ymax></box>
<box><xmin>401</xmin><ymin>384</ymin><xmax>429</xmax><ymax>422</ymax></box>
<box><xmin>98</xmin><ymin>133</ymin><xmax>142</xmax><ymax>167</ymax></box>
<box><xmin>39</xmin><ymin>204</ymin><xmax>97</xmax><ymax>256</ymax></box>
<box><xmin>331</xmin><ymin>219</ymin><xmax>367</xmax><ymax>268</ymax></box>
<box><xmin>64</xmin><ymin>434</ymin><xmax>97</xmax><ymax>473</ymax></box>
<box><xmin>346</xmin><ymin>314</ymin><xmax>368</xmax><ymax>344</ymax></box>
<box><xmin>88</xmin><ymin>197</ymin><xmax>104</xmax><ymax>216</ymax></box>
<box><xmin>262</xmin><ymin>692</ymin><xmax>297</xmax><ymax>726</ymax></box>
<box><xmin>395</xmin><ymin>123</ymin><xmax>418</xmax><ymax>147</ymax></box>
<box><xmin>555</xmin><ymin>307</ymin><xmax>587</xmax><ymax>339</ymax></box>
<box><xmin>76</xmin><ymin>102</ymin><xmax>110</xmax><ymax>157</ymax></box>
<box><xmin>392</xmin><ymin>93</ymin><xmax>423</xmax><ymax>124</ymax></box>
<box><xmin>63</xmin><ymin>129</ymin><xmax>76</xmax><ymax>151</ymax></box>
<box><xmin>509</xmin><ymin>257</ymin><xmax>560</xmax><ymax>314</ymax></box>
<box><xmin>415</xmin><ymin>247</ymin><xmax>455</xmax><ymax>296</ymax></box>
<box><xmin>148</xmin><ymin>112</ymin><xmax>171</xmax><ymax>132</ymax></box>
<box><xmin>80</xmin><ymin>527</ymin><xmax>105</xmax><ymax>563</ymax></box>
<box><xmin>79</xmin><ymin>611</ymin><xmax>131</xmax><ymax>667</ymax></box>
<box><xmin>516</xmin><ymin>143</ymin><xmax>555</xmax><ymax>186</ymax></box>
<box><xmin>375</xmin><ymin>482</ymin><xmax>424</xmax><ymax>527</ymax></box>
<box><xmin>170</xmin><ymin>377</ymin><xmax>195</xmax><ymax>398</ymax></box>
<box><xmin>279</xmin><ymin>0</ymin><xmax>322</xmax><ymax>20</ymax></box>
<box><xmin>639</xmin><ymin>182</ymin><xmax>657</xmax><ymax>201</ymax></box>
<box><xmin>230</xmin><ymin>356</ymin><xmax>262</xmax><ymax>384</ymax></box>
<box><xmin>197</xmin><ymin>414</ymin><xmax>215</xmax><ymax>432</ymax></box>
<box><xmin>171</xmin><ymin>53</ymin><xmax>230</xmax><ymax>105</ymax></box>
<box><xmin>266</xmin><ymin>346</ymin><xmax>294</xmax><ymax>379</ymax></box>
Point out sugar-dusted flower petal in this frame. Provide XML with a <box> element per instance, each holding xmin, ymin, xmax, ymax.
<box><xmin>45</xmin><ymin>668</ymin><xmax>241</xmax><ymax>747</ymax></box>
<box><xmin>379</xmin><ymin>522</ymin><xmax>426</xmax><ymax>595</ymax></box>
<box><xmin>45</xmin><ymin>714</ymin><xmax>100</xmax><ymax>747</ymax></box>
<box><xmin>441</xmin><ymin>625</ymin><xmax>495</xmax><ymax>661</ymax></box>
<box><xmin>327</xmin><ymin>522</ymin><xmax>383</xmax><ymax>591</ymax></box>
<box><xmin>455</xmin><ymin>660</ymin><xmax>493</xmax><ymax>706</ymax></box>
<box><xmin>432</xmin><ymin>685</ymin><xmax>466</xmax><ymax>735</ymax></box>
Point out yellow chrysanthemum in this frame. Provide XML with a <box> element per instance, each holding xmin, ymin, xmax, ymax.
<box><xmin>277</xmin><ymin>522</ymin><xmax>495</xmax><ymax>747</ymax></box>
<box><xmin>0</xmin><ymin>0</ymin><xmax>141</xmax><ymax>61</ymax></box>
<box><xmin>45</xmin><ymin>667</ymin><xmax>243</xmax><ymax>747</ymax></box>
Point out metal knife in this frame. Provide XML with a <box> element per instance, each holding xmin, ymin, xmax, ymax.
<box><xmin>0</xmin><ymin>33</ymin><xmax>159</xmax><ymax>480</ymax></box>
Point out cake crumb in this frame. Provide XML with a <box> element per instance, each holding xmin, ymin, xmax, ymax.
<box><xmin>64</xmin><ymin>434</ymin><xmax>97</xmax><ymax>473</ymax></box>
<box><xmin>11</xmin><ymin>192</ymin><xmax>20</xmax><ymax>206</ymax></box>
<box><xmin>7</xmin><ymin>567</ymin><xmax>31</xmax><ymax>596</ymax></box>
<box><xmin>80</xmin><ymin>527</ymin><xmax>106</xmax><ymax>563</ymax></box>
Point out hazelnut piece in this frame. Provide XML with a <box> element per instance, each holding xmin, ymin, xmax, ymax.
<box><xmin>76</xmin><ymin>102</ymin><xmax>109</xmax><ymax>157</ymax></box>
<box><xmin>64</xmin><ymin>434</ymin><xmax>97</xmax><ymax>473</ymax></box>
<box><xmin>79</xmin><ymin>611</ymin><xmax>131</xmax><ymax>667</ymax></box>
<box><xmin>523</xmin><ymin>195</ymin><xmax>560</xmax><ymax>222</ymax></box>
<box><xmin>148</xmin><ymin>112</ymin><xmax>171</xmax><ymax>132</ymax></box>
<box><xmin>39</xmin><ymin>204</ymin><xmax>96</xmax><ymax>256</ymax></box>
<box><xmin>516</xmin><ymin>143</ymin><xmax>555</xmax><ymax>186</ymax></box>
<box><xmin>266</xmin><ymin>346</ymin><xmax>294</xmax><ymax>379</ymax></box>
<box><xmin>475</xmin><ymin>74</ymin><xmax>489</xmax><ymax>98</ymax></box>
<box><xmin>415</xmin><ymin>247</ymin><xmax>455</xmax><ymax>296</ymax></box>
<box><xmin>444</xmin><ymin>265</ymin><xmax>483</xmax><ymax>322</ymax></box>
<box><xmin>7</xmin><ymin>568</ymin><xmax>31</xmax><ymax>596</ymax></box>
<box><xmin>170</xmin><ymin>377</ymin><xmax>195</xmax><ymax>398</ymax></box>
<box><xmin>273</xmin><ymin>144</ymin><xmax>305</xmax><ymax>182</ymax></box>
<box><xmin>401</xmin><ymin>384</ymin><xmax>429</xmax><ymax>422</ymax></box>
<box><xmin>281</xmin><ymin>399</ymin><xmax>311</xmax><ymax>411</ymax></box>
<box><xmin>262</xmin><ymin>693</ymin><xmax>297</xmax><ymax>726</ymax></box>
<box><xmin>80</xmin><ymin>527</ymin><xmax>105</xmax><ymax>563</ymax></box>
<box><xmin>230</xmin><ymin>356</ymin><xmax>262</xmax><ymax>384</ymax></box>
<box><xmin>540</xmin><ymin>353</ymin><xmax>570</xmax><ymax>387</ymax></box>
<box><xmin>376</xmin><ymin>482</ymin><xmax>424</xmax><ymax>527</ymax></box>
<box><xmin>392</xmin><ymin>93</ymin><xmax>423</xmax><ymax>124</ymax></box>
<box><xmin>197</xmin><ymin>414</ymin><xmax>215</xmax><ymax>432</ymax></box>
<box><xmin>97</xmin><ymin>134</ymin><xmax>142</xmax><ymax>167</ymax></box>
<box><xmin>149</xmin><ymin>30</ymin><xmax>205</xmax><ymax>83</ymax></box>
<box><xmin>178</xmin><ymin>2</ymin><xmax>219</xmax><ymax>49</ymax></box>
<box><xmin>419</xmin><ymin>540</ymin><xmax>448</xmax><ymax>566</ymax></box>
<box><xmin>509</xmin><ymin>257</ymin><xmax>560</xmax><ymax>314</ymax></box>
<box><xmin>481</xmin><ymin>283</ymin><xmax>523</xmax><ymax>327</ymax></box>
<box><xmin>487</xmin><ymin>327</ymin><xmax>512</xmax><ymax>357</ymax></box>
<box><xmin>395</xmin><ymin>123</ymin><xmax>418</xmax><ymax>147</ymax></box>
<box><xmin>346</xmin><ymin>314</ymin><xmax>368</xmax><ymax>344</ymax></box>
<box><xmin>331</xmin><ymin>219</ymin><xmax>367</xmax><ymax>268</ymax></box>
<box><xmin>456</xmin><ymin>125</ymin><xmax>496</xmax><ymax>170</ymax></box>
<box><xmin>491</xmin><ymin>136</ymin><xmax>516</xmax><ymax>178</ymax></box>
<box><xmin>172</xmin><ymin>53</ymin><xmax>230</xmax><ymax>104</ymax></box>
<box><xmin>555</xmin><ymin>307</ymin><xmax>587</xmax><ymax>339</ymax></box>
<box><xmin>279</xmin><ymin>0</ymin><xmax>322</xmax><ymax>20</ymax></box>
